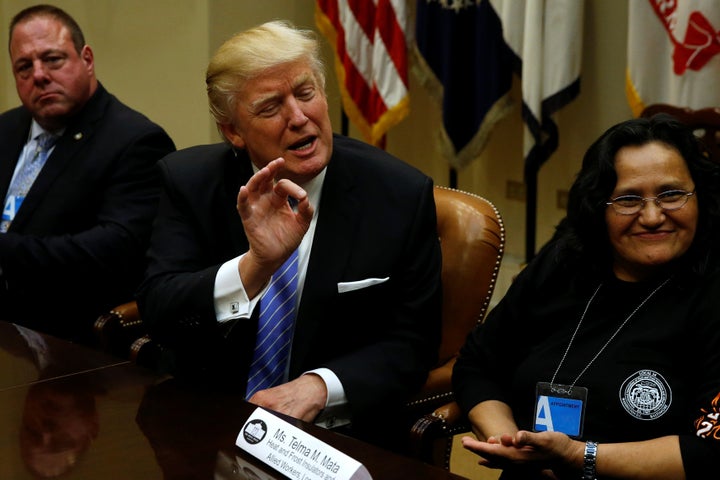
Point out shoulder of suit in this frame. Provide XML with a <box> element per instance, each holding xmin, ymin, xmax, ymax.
<box><xmin>81</xmin><ymin>85</ymin><xmax>166</xmax><ymax>134</ymax></box>
<box><xmin>158</xmin><ymin>143</ymin><xmax>247</xmax><ymax>194</ymax></box>
<box><xmin>164</xmin><ymin>143</ymin><xmax>231</xmax><ymax>161</ymax></box>
<box><xmin>331</xmin><ymin>133</ymin><xmax>430</xmax><ymax>182</ymax></box>
<box><xmin>0</xmin><ymin>108</ymin><xmax>31</xmax><ymax>148</ymax></box>
<box><xmin>0</xmin><ymin>105</ymin><xmax>30</xmax><ymax>125</ymax></box>
<box><xmin>160</xmin><ymin>143</ymin><xmax>236</xmax><ymax>174</ymax></box>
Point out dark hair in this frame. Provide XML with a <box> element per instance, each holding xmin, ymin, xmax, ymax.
<box><xmin>9</xmin><ymin>4</ymin><xmax>85</xmax><ymax>54</ymax></box>
<box><xmin>553</xmin><ymin>113</ymin><xmax>720</xmax><ymax>276</ymax></box>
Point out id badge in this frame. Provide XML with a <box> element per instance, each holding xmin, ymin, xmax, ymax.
<box><xmin>533</xmin><ymin>382</ymin><xmax>587</xmax><ymax>438</ymax></box>
<box><xmin>2</xmin><ymin>195</ymin><xmax>23</xmax><ymax>222</ymax></box>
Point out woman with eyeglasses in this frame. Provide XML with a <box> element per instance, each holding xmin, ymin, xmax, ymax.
<box><xmin>453</xmin><ymin>114</ymin><xmax>720</xmax><ymax>480</ymax></box>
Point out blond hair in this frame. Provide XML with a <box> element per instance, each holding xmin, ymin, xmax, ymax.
<box><xmin>206</xmin><ymin>20</ymin><xmax>326</xmax><ymax>126</ymax></box>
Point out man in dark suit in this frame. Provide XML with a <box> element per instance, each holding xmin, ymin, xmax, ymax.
<box><xmin>0</xmin><ymin>5</ymin><xmax>175</xmax><ymax>345</ymax></box>
<box><xmin>136</xmin><ymin>20</ymin><xmax>441</xmax><ymax>447</ymax></box>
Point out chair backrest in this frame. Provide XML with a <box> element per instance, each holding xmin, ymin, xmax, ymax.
<box><xmin>641</xmin><ymin>104</ymin><xmax>720</xmax><ymax>163</ymax></box>
<box><xmin>433</xmin><ymin>186</ymin><xmax>505</xmax><ymax>366</ymax></box>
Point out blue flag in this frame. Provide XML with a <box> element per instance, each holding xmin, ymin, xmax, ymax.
<box><xmin>414</xmin><ymin>0</ymin><xmax>515</xmax><ymax>170</ymax></box>
<box><xmin>414</xmin><ymin>0</ymin><xmax>583</xmax><ymax>260</ymax></box>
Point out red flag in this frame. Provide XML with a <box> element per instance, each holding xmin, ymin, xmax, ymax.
<box><xmin>316</xmin><ymin>0</ymin><xmax>409</xmax><ymax>146</ymax></box>
<box><xmin>627</xmin><ymin>0</ymin><xmax>720</xmax><ymax>116</ymax></box>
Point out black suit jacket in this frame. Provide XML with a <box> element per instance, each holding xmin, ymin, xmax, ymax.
<box><xmin>137</xmin><ymin>134</ymin><xmax>442</xmax><ymax>441</ymax></box>
<box><xmin>0</xmin><ymin>83</ymin><xmax>175</xmax><ymax>344</ymax></box>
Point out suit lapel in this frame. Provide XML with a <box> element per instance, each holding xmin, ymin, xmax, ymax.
<box><xmin>8</xmin><ymin>86</ymin><xmax>110</xmax><ymax>231</ymax></box>
<box><xmin>290</xmin><ymin>152</ymin><xmax>362</xmax><ymax>373</ymax></box>
<box><xmin>0</xmin><ymin>110</ymin><xmax>31</xmax><ymax>202</ymax></box>
<box><xmin>224</xmin><ymin>148</ymin><xmax>254</xmax><ymax>254</ymax></box>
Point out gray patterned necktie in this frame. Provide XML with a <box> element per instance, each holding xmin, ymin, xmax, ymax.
<box><xmin>1</xmin><ymin>133</ymin><xmax>58</xmax><ymax>232</ymax></box>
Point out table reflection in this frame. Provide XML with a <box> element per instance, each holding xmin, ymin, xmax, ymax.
<box><xmin>0</xmin><ymin>321</ymin><xmax>463</xmax><ymax>479</ymax></box>
<box><xmin>136</xmin><ymin>377</ymin><xmax>247</xmax><ymax>479</ymax></box>
<box><xmin>215</xmin><ymin>450</ymin><xmax>275</xmax><ymax>480</ymax></box>
<box><xmin>0</xmin><ymin>323</ymin><xmax>106</xmax><ymax>477</ymax></box>
<box><xmin>0</xmin><ymin>322</ymin><xmax>125</xmax><ymax>390</ymax></box>
<box><xmin>0</xmin><ymin>321</ymin><xmax>159</xmax><ymax>479</ymax></box>
<box><xmin>20</xmin><ymin>376</ymin><xmax>104</xmax><ymax>477</ymax></box>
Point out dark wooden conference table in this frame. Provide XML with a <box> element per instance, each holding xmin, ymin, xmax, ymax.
<box><xmin>0</xmin><ymin>320</ymin><xmax>466</xmax><ymax>479</ymax></box>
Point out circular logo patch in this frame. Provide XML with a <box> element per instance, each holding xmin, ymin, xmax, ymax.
<box><xmin>619</xmin><ymin>369</ymin><xmax>672</xmax><ymax>420</ymax></box>
<box><xmin>242</xmin><ymin>419</ymin><xmax>268</xmax><ymax>444</ymax></box>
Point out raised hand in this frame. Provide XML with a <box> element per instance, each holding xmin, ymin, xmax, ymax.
<box><xmin>236</xmin><ymin>158</ymin><xmax>314</xmax><ymax>297</ymax></box>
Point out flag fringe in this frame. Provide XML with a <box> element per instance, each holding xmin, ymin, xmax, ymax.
<box><xmin>411</xmin><ymin>42</ymin><xmax>514</xmax><ymax>170</ymax></box>
<box><xmin>625</xmin><ymin>68</ymin><xmax>645</xmax><ymax>118</ymax></box>
<box><xmin>454</xmin><ymin>94</ymin><xmax>514</xmax><ymax>170</ymax></box>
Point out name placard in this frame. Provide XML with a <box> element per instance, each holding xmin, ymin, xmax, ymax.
<box><xmin>236</xmin><ymin>407</ymin><xmax>372</xmax><ymax>480</ymax></box>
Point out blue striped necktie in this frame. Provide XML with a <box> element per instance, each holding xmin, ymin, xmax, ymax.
<box><xmin>1</xmin><ymin>133</ymin><xmax>58</xmax><ymax>233</ymax></box>
<box><xmin>245</xmin><ymin>248</ymin><xmax>299</xmax><ymax>399</ymax></box>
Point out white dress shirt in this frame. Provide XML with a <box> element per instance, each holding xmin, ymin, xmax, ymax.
<box><xmin>212</xmin><ymin>167</ymin><xmax>349</xmax><ymax>427</ymax></box>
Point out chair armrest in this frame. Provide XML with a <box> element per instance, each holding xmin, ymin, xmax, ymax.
<box><xmin>130</xmin><ymin>334</ymin><xmax>163</xmax><ymax>369</ymax></box>
<box><xmin>409</xmin><ymin>400</ymin><xmax>470</xmax><ymax>468</ymax></box>
<box><xmin>419</xmin><ymin>358</ymin><xmax>456</xmax><ymax>396</ymax></box>
<box><xmin>406</xmin><ymin>357</ymin><xmax>456</xmax><ymax>412</ymax></box>
<box><xmin>404</xmin><ymin>357</ymin><xmax>473</xmax><ymax>468</ymax></box>
<box><xmin>93</xmin><ymin>300</ymin><xmax>145</xmax><ymax>359</ymax></box>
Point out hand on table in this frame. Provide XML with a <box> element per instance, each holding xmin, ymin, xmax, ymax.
<box><xmin>247</xmin><ymin>373</ymin><xmax>327</xmax><ymax>423</ymax></box>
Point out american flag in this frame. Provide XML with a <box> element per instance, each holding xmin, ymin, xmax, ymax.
<box><xmin>316</xmin><ymin>0</ymin><xmax>410</xmax><ymax>146</ymax></box>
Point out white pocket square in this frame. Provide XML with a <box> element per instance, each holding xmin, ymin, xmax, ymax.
<box><xmin>337</xmin><ymin>277</ymin><xmax>390</xmax><ymax>293</ymax></box>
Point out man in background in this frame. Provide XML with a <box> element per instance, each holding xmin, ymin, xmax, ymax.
<box><xmin>0</xmin><ymin>4</ymin><xmax>175</xmax><ymax>345</ymax></box>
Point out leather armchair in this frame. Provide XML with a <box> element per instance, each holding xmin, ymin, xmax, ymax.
<box><xmin>94</xmin><ymin>300</ymin><xmax>144</xmax><ymax>359</ymax></box>
<box><xmin>94</xmin><ymin>300</ymin><xmax>161</xmax><ymax>368</ymax></box>
<box><xmin>404</xmin><ymin>186</ymin><xmax>505</xmax><ymax>468</ymax></box>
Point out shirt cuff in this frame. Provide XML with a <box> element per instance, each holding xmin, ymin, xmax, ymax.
<box><xmin>214</xmin><ymin>253</ymin><xmax>266</xmax><ymax>323</ymax></box>
<box><xmin>306</xmin><ymin>368</ymin><xmax>351</xmax><ymax>429</ymax></box>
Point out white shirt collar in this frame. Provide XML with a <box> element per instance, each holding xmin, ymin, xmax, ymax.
<box><xmin>28</xmin><ymin>120</ymin><xmax>64</xmax><ymax>142</ymax></box>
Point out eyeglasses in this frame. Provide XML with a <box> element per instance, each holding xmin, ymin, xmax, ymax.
<box><xmin>606</xmin><ymin>189</ymin><xmax>695</xmax><ymax>215</ymax></box>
